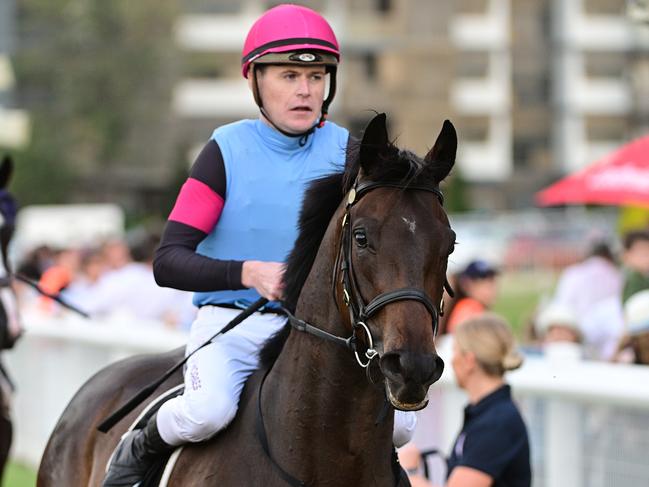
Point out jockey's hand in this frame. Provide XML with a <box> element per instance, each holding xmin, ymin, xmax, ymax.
<box><xmin>241</xmin><ymin>261</ymin><xmax>285</xmax><ymax>301</ymax></box>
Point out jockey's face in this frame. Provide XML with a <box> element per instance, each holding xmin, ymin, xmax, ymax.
<box><xmin>253</xmin><ymin>64</ymin><xmax>326</xmax><ymax>134</ymax></box>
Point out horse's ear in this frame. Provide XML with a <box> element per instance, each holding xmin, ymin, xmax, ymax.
<box><xmin>424</xmin><ymin>120</ymin><xmax>456</xmax><ymax>182</ymax></box>
<box><xmin>359</xmin><ymin>113</ymin><xmax>389</xmax><ymax>171</ymax></box>
<box><xmin>0</xmin><ymin>156</ymin><xmax>13</xmax><ymax>190</ymax></box>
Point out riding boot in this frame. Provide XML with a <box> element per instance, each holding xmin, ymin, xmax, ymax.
<box><xmin>102</xmin><ymin>412</ymin><xmax>174</xmax><ymax>487</ymax></box>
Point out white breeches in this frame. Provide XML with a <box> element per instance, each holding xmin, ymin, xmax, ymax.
<box><xmin>157</xmin><ymin>305</ymin><xmax>287</xmax><ymax>445</ymax></box>
<box><xmin>156</xmin><ymin>305</ymin><xmax>417</xmax><ymax>447</ymax></box>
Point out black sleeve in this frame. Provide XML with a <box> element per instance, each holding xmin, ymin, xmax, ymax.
<box><xmin>153</xmin><ymin>140</ymin><xmax>244</xmax><ymax>292</ymax></box>
<box><xmin>153</xmin><ymin>220</ymin><xmax>244</xmax><ymax>292</ymax></box>
<box><xmin>189</xmin><ymin>140</ymin><xmax>226</xmax><ymax>198</ymax></box>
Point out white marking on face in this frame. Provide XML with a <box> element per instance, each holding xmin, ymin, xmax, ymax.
<box><xmin>402</xmin><ymin>217</ymin><xmax>416</xmax><ymax>234</ymax></box>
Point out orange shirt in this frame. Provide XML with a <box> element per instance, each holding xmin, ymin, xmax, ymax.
<box><xmin>38</xmin><ymin>266</ymin><xmax>72</xmax><ymax>312</ymax></box>
<box><xmin>446</xmin><ymin>297</ymin><xmax>486</xmax><ymax>333</ymax></box>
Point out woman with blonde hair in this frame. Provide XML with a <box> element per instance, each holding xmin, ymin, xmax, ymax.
<box><xmin>446</xmin><ymin>313</ymin><xmax>531</xmax><ymax>487</ymax></box>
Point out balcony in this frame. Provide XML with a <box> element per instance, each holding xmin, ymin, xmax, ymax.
<box><xmin>173</xmin><ymin>78</ymin><xmax>256</xmax><ymax>118</ymax></box>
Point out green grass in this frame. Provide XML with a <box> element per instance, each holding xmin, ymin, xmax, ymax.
<box><xmin>492</xmin><ymin>270</ymin><xmax>558</xmax><ymax>339</ymax></box>
<box><xmin>3</xmin><ymin>462</ymin><xmax>37</xmax><ymax>487</ymax></box>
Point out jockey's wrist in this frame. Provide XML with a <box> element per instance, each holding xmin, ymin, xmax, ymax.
<box><xmin>241</xmin><ymin>260</ymin><xmax>258</xmax><ymax>289</ymax></box>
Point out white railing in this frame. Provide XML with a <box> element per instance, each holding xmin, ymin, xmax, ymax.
<box><xmin>5</xmin><ymin>315</ymin><xmax>649</xmax><ymax>486</ymax></box>
<box><xmin>4</xmin><ymin>312</ymin><xmax>187</xmax><ymax>467</ymax></box>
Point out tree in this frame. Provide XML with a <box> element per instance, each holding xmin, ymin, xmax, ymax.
<box><xmin>13</xmin><ymin>0</ymin><xmax>179</xmax><ymax>217</ymax></box>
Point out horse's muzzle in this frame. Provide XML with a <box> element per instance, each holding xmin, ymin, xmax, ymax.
<box><xmin>379</xmin><ymin>351</ymin><xmax>444</xmax><ymax>410</ymax></box>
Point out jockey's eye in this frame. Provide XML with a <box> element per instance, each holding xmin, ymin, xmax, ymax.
<box><xmin>353</xmin><ymin>229</ymin><xmax>368</xmax><ymax>248</ymax></box>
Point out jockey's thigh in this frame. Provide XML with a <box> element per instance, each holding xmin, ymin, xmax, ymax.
<box><xmin>157</xmin><ymin>305</ymin><xmax>287</xmax><ymax>445</ymax></box>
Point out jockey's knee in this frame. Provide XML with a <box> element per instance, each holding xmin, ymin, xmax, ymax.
<box><xmin>180</xmin><ymin>395</ymin><xmax>238</xmax><ymax>443</ymax></box>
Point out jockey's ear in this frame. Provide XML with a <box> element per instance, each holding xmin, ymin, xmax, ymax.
<box><xmin>424</xmin><ymin>120</ymin><xmax>456</xmax><ymax>183</ymax></box>
<box><xmin>359</xmin><ymin>113</ymin><xmax>388</xmax><ymax>173</ymax></box>
<box><xmin>0</xmin><ymin>156</ymin><xmax>13</xmax><ymax>190</ymax></box>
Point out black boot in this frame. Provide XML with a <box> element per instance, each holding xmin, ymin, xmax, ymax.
<box><xmin>102</xmin><ymin>412</ymin><xmax>174</xmax><ymax>487</ymax></box>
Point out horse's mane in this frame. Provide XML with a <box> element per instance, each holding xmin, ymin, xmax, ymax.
<box><xmin>259</xmin><ymin>137</ymin><xmax>445</xmax><ymax>370</ymax></box>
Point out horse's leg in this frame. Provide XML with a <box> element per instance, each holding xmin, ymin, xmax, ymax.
<box><xmin>0</xmin><ymin>412</ymin><xmax>11</xmax><ymax>482</ymax></box>
<box><xmin>0</xmin><ymin>368</ymin><xmax>13</xmax><ymax>484</ymax></box>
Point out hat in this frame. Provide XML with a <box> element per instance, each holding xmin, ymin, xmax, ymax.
<box><xmin>461</xmin><ymin>260</ymin><xmax>499</xmax><ymax>280</ymax></box>
<box><xmin>535</xmin><ymin>302</ymin><xmax>580</xmax><ymax>337</ymax></box>
<box><xmin>624</xmin><ymin>290</ymin><xmax>649</xmax><ymax>336</ymax></box>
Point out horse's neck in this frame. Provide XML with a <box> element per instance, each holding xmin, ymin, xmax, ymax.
<box><xmin>260</xmin><ymin>228</ymin><xmax>395</xmax><ymax>484</ymax></box>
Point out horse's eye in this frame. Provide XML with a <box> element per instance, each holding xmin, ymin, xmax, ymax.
<box><xmin>353</xmin><ymin>229</ymin><xmax>368</xmax><ymax>248</ymax></box>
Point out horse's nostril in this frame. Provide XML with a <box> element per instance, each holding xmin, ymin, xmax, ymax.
<box><xmin>380</xmin><ymin>351</ymin><xmax>444</xmax><ymax>385</ymax></box>
<box><xmin>432</xmin><ymin>356</ymin><xmax>445</xmax><ymax>383</ymax></box>
<box><xmin>380</xmin><ymin>352</ymin><xmax>404</xmax><ymax>381</ymax></box>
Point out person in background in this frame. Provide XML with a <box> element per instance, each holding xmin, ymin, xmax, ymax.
<box><xmin>446</xmin><ymin>313</ymin><xmax>530</xmax><ymax>487</ymax></box>
<box><xmin>100</xmin><ymin>238</ymin><xmax>132</xmax><ymax>273</ymax></box>
<box><xmin>36</xmin><ymin>247</ymin><xmax>81</xmax><ymax>314</ymax></box>
<box><xmin>579</xmin><ymin>295</ymin><xmax>625</xmax><ymax>361</ymax></box>
<box><xmin>620</xmin><ymin>230</ymin><xmax>649</xmax><ymax>304</ymax></box>
<box><xmin>552</xmin><ymin>241</ymin><xmax>621</xmax><ymax>318</ymax></box>
<box><xmin>62</xmin><ymin>247</ymin><xmax>107</xmax><ymax>312</ymax></box>
<box><xmin>16</xmin><ymin>244</ymin><xmax>55</xmax><ymax>281</ymax></box>
<box><xmin>534</xmin><ymin>302</ymin><xmax>582</xmax><ymax>345</ymax></box>
<box><xmin>549</xmin><ymin>241</ymin><xmax>622</xmax><ymax>360</ymax></box>
<box><xmin>398</xmin><ymin>443</ymin><xmax>434</xmax><ymax>487</ymax></box>
<box><xmin>445</xmin><ymin>260</ymin><xmax>500</xmax><ymax>334</ymax></box>
<box><xmin>613</xmin><ymin>289</ymin><xmax>649</xmax><ymax>365</ymax></box>
<box><xmin>81</xmin><ymin>234</ymin><xmax>196</xmax><ymax>328</ymax></box>
<box><xmin>529</xmin><ymin>301</ymin><xmax>584</xmax><ymax>360</ymax></box>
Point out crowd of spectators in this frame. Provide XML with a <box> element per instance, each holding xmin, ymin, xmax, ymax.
<box><xmin>12</xmin><ymin>225</ymin><xmax>649</xmax><ymax>486</ymax></box>
<box><xmin>14</xmin><ymin>234</ymin><xmax>196</xmax><ymax>330</ymax></box>
<box><xmin>529</xmin><ymin>230</ymin><xmax>649</xmax><ymax>365</ymax></box>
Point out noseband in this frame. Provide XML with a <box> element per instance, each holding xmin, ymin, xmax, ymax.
<box><xmin>283</xmin><ymin>177</ymin><xmax>448</xmax><ymax>368</ymax></box>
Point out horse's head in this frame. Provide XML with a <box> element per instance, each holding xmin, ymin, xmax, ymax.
<box><xmin>339</xmin><ymin>114</ymin><xmax>456</xmax><ymax>411</ymax></box>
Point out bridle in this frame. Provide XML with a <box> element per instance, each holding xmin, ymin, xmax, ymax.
<box><xmin>283</xmin><ymin>177</ymin><xmax>451</xmax><ymax>369</ymax></box>
<box><xmin>263</xmin><ymin>177</ymin><xmax>452</xmax><ymax>487</ymax></box>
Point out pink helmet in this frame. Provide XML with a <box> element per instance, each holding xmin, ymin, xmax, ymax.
<box><xmin>241</xmin><ymin>4</ymin><xmax>340</xmax><ymax>78</ymax></box>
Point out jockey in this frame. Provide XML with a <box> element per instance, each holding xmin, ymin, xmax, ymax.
<box><xmin>102</xmin><ymin>5</ymin><xmax>416</xmax><ymax>485</ymax></box>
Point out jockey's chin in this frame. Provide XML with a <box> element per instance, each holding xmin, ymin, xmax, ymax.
<box><xmin>276</xmin><ymin>109</ymin><xmax>320</xmax><ymax>135</ymax></box>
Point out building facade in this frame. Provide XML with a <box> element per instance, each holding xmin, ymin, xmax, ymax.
<box><xmin>0</xmin><ymin>0</ymin><xmax>29</xmax><ymax>149</ymax></box>
<box><xmin>172</xmin><ymin>0</ymin><xmax>649</xmax><ymax>210</ymax></box>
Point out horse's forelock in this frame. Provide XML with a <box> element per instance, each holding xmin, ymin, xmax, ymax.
<box><xmin>356</xmin><ymin>142</ymin><xmax>439</xmax><ymax>189</ymax></box>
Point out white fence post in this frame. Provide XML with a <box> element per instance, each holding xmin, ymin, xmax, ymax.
<box><xmin>546</xmin><ymin>398</ymin><xmax>582</xmax><ymax>487</ymax></box>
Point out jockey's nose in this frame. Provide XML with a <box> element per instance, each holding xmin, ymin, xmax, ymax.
<box><xmin>296</xmin><ymin>75</ymin><xmax>310</xmax><ymax>97</ymax></box>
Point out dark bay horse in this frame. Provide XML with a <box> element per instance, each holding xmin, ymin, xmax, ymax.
<box><xmin>37</xmin><ymin>113</ymin><xmax>457</xmax><ymax>486</ymax></box>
